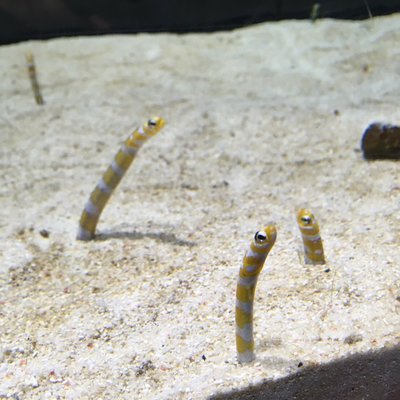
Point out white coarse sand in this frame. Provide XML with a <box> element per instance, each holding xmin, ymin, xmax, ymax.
<box><xmin>0</xmin><ymin>14</ymin><xmax>399</xmax><ymax>400</ymax></box>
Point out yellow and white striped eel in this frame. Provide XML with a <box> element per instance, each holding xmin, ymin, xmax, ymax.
<box><xmin>297</xmin><ymin>208</ymin><xmax>325</xmax><ymax>264</ymax></box>
<box><xmin>236</xmin><ymin>225</ymin><xmax>277</xmax><ymax>363</ymax></box>
<box><xmin>25</xmin><ymin>52</ymin><xmax>44</xmax><ymax>105</ymax></box>
<box><xmin>77</xmin><ymin>117</ymin><xmax>166</xmax><ymax>240</ymax></box>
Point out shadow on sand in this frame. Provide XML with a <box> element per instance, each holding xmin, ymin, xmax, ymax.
<box><xmin>95</xmin><ymin>229</ymin><xmax>196</xmax><ymax>247</ymax></box>
<box><xmin>210</xmin><ymin>344</ymin><xmax>400</xmax><ymax>400</ymax></box>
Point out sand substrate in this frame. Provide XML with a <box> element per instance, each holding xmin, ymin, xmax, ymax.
<box><xmin>0</xmin><ymin>14</ymin><xmax>399</xmax><ymax>400</ymax></box>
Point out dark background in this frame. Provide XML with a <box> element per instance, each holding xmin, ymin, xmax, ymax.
<box><xmin>0</xmin><ymin>0</ymin><xmax>399</xmax><ymax>44</ymax></box>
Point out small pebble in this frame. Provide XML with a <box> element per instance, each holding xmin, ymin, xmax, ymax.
<box><xmin>25</xmin><ymin>376</ymin><xmax>39</xmax><ymax>388</ymax></box>
<box><xmin>344</xmin><ymin>333</ymin><xmax>363</xmax><ymax>345</ymax></box>
<box><xmin>39</xmin><ymin>229</ymin><xmax>50</xmax><ymax>238</ymax></box>
<box><xmin>361</xmin><ymin>122</ymin><xmax>400</xmax><ymax>159</ymax></box>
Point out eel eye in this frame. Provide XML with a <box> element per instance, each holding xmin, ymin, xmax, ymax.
<box><xmin>254</xmin><ymin>231</ymin><xmax>267</xmax><ymax>243</ymax></box>
<box><xmin>148</xmin><ymin>119</ymin><xmax>157</xmax><ymax>127</ymax></box>
<box><xmin>301</xmin><ymin>216</ymin><xmax>312</xmax><ymax>224</ymax></box>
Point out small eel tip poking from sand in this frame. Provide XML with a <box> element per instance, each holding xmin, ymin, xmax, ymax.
<box><xmin>297</xmin><ymin>208</ymin><xmax>325</xmax><ymax>265</ymax></box>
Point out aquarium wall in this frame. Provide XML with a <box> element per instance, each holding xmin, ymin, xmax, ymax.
<box><xmin>0</xmin><ymin>0</ymin><xmax>399</xmax><ymax>44</ymax></box>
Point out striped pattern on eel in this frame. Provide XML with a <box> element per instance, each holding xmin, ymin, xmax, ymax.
<box><xmin>297</xmin><ymin>208</ymin><xmax>325</xmax><ymax>264</ymax></box>
<box><xmin>25</xmin><ymin>52</ymin><xmax>44</xmax><ymax>105</ymax></box>
<box><xmin>236</xmin><ymin>225</ymin><xmax>277</xmax><ymax>363</ymax></box>
<box><xmin>77</xmin><ymin>117</ymin><xmax>166</xmax><ymax>240</ymax></box>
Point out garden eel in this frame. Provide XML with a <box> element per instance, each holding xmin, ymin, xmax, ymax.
<box><xmin>297</xmin><ymin>208</ymin><xmax>325</xmax><ymax>264</ymax></box>
<box><xmin>77</xmin><ymin>117</ymin><xmax>166</xmax><ymax>240</ymax></box>
<box><xmin>235</xmin><ymin>225</ymin><xmax>277</xmax><ymax>363</ymax></box>
<box><xmin>25</xmin><ymin>52</ymin><xmax>44</xmax><ymax>105</ymax></box>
